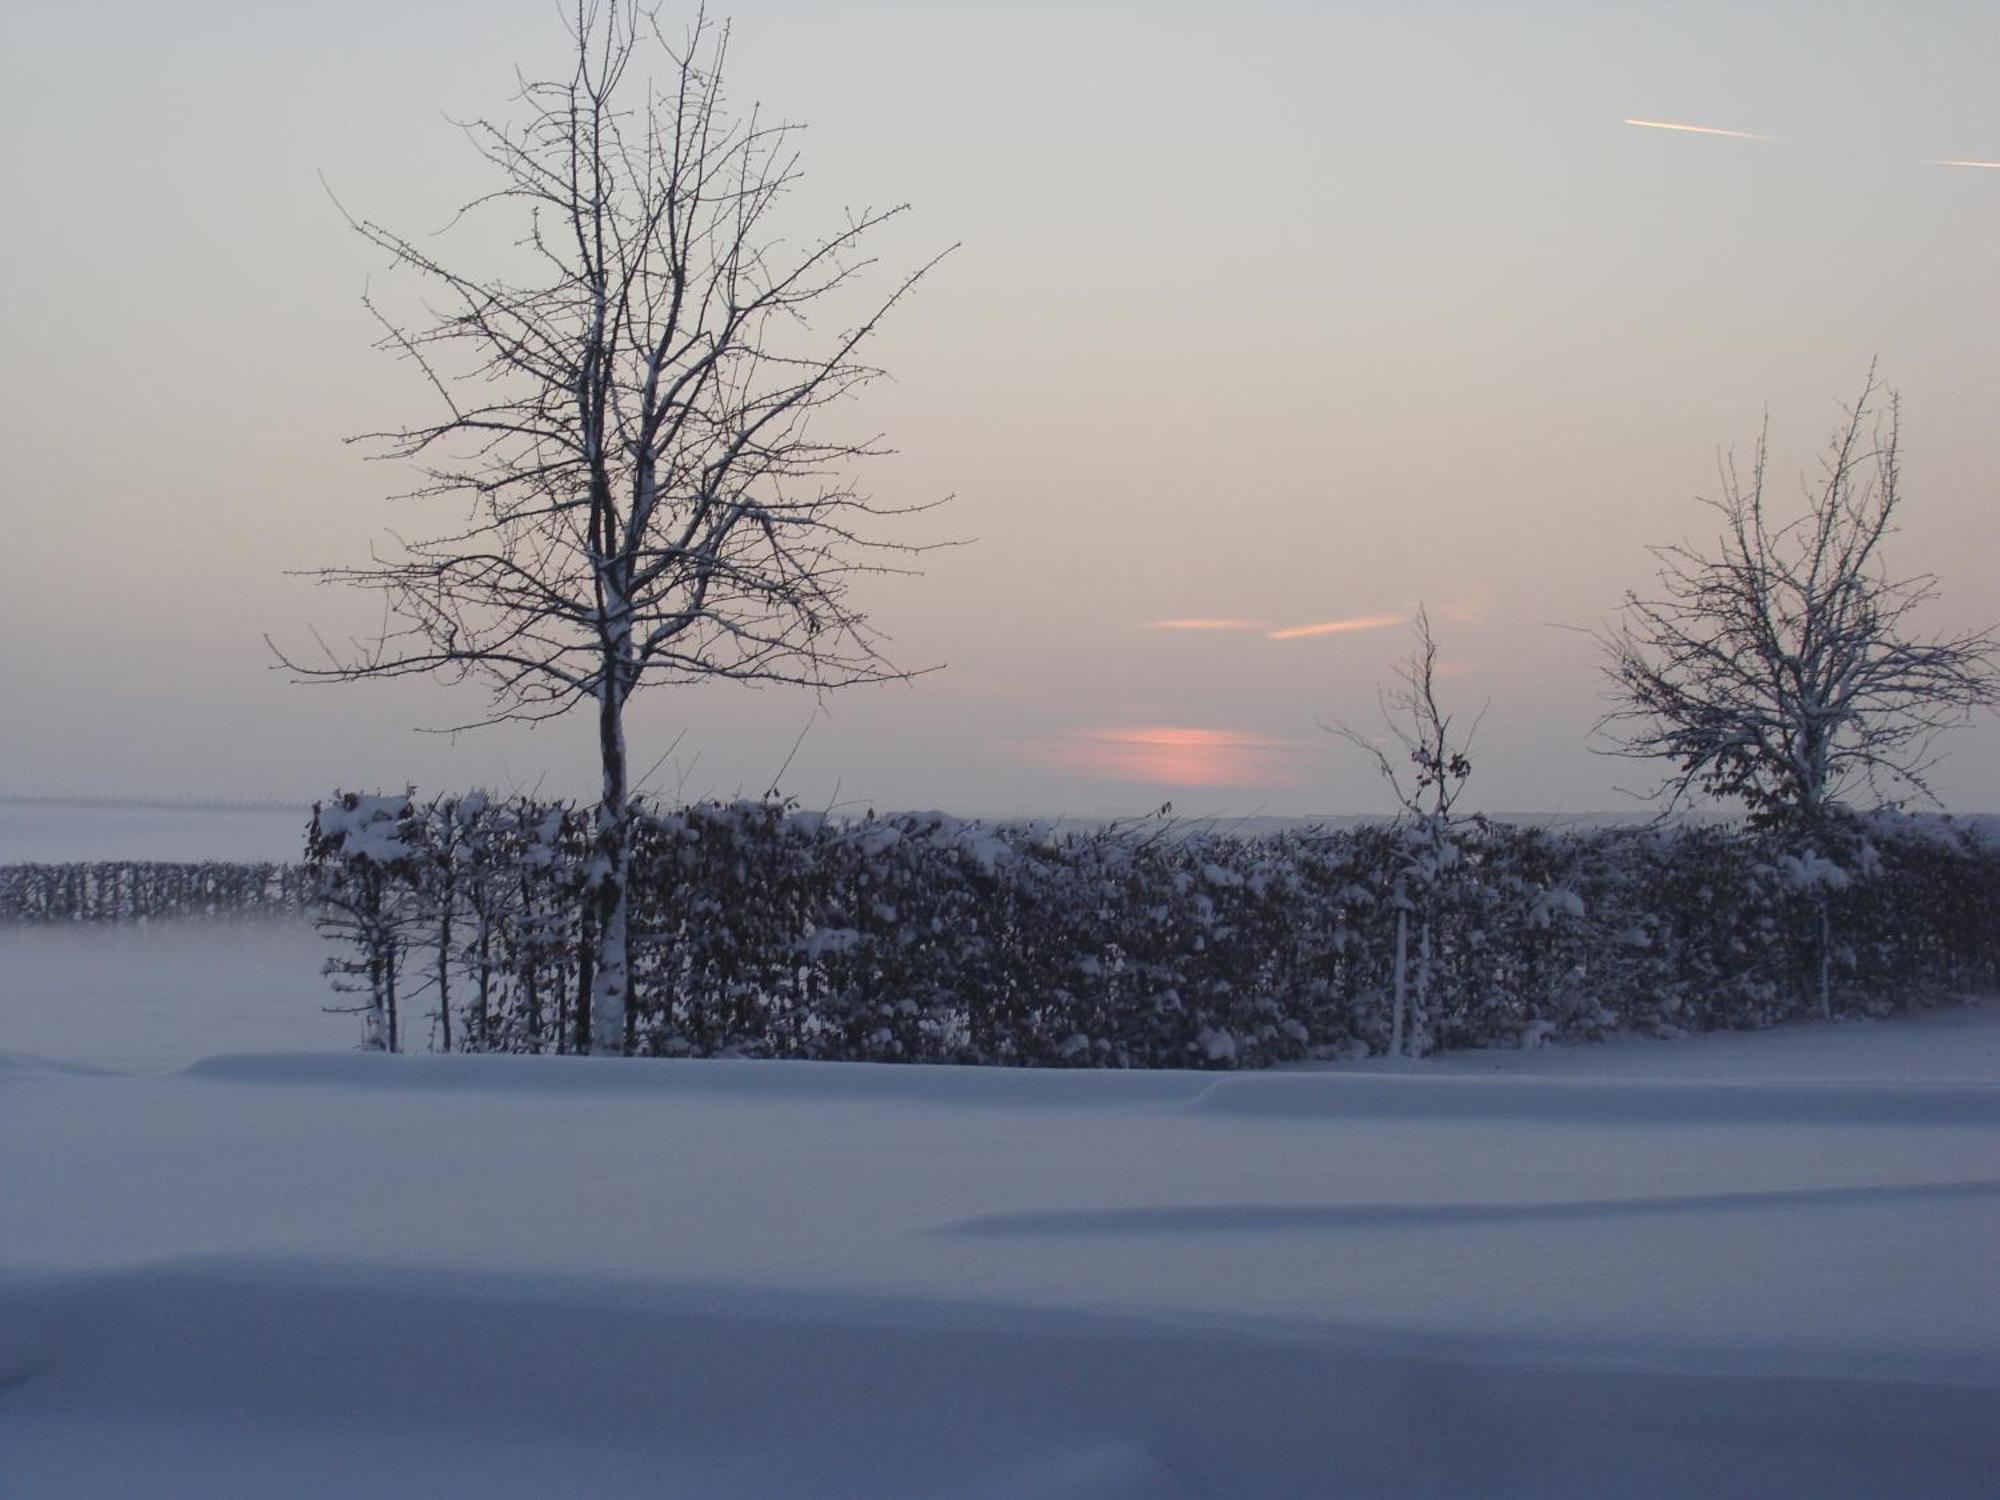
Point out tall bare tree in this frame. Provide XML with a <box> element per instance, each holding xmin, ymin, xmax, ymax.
<box><xmin>1599</xmin><ymin>370</ymin><xmax>1997</xmax><ymax>830</ymax></box>
<box><xmin>278</xmin><ymin>3</ymin><xmax>950</xmax><ymax>1052</ymax></box>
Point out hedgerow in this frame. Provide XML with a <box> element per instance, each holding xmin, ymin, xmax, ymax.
<box><xmin>302</xmin><ymin>793</ymin><xmax>2000</xmax><ymax>1063</ymax></box>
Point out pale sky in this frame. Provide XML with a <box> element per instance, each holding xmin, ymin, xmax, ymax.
<box><xmin>2</xmin><ymin>0</ymin><xmax>1995</xmax><ymax>818</ymax></box>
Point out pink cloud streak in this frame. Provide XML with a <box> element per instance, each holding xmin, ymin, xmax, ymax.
<box><xmin>1266</xmin><ymin>613</ymin><xmax>1407</xmax><ymax>641</ymax></box>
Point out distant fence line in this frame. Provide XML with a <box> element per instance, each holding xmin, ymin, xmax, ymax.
<box><xmin>0</xmin><ymin>862</ymin><xmax>312</xmax><ymax>924</ymax></box>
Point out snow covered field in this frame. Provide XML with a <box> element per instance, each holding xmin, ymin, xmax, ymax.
<box><xmin>4</xmin><ymin>923</ymin><xmax>1998</xmax><ymax>1496</ymax></box>
<box><xmin>0</xmin><ymin>921</ymin><xmax>340</xmax><ymax>1072</ymax></box>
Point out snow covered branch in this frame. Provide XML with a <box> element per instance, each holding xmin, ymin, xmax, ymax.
<box><xmin>1599</xmin><ymin>370</ymin><xmax>1999</xmax><ymax>828</ymax></box>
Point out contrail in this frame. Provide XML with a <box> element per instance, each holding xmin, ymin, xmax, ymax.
<box><xmin>1624</xmin><ymin>118</ymin><xmax>1774</xmax><ymax>142</ymax></box>
<box><xmin>1934</xmin><ymin>158</ymin><xmax>2000</xmax><ymax>169</ymax></box>
<box><xmin>1146</xmin><ymin>618</ymin><xmax>1266</xmax><ymax>631</ymax></box>
<box><xmin>1267</xmin><ymin>613</ymin><xmax>1406</xmax><ymax>641</ymax></box>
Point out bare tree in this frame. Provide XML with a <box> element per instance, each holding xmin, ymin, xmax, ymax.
<box><xmin>1331</xmin><ymin>605</ymin><xmax>1481</xmax><ymax>1057</ymax></box>
<box><xmin>277</xmin><ymin>3</ymin><xmax>951</xmax><ymax>1052</ymax></box>
<box><xmin>1599</xmin><ymin>370</ymin><xmax>1998</xmax><ymax>830</ymax></box>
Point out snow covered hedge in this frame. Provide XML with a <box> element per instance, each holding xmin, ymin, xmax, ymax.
<box><xmin>306</xmin><ymin>793</ymin><xmax>2000</xmax><ymax>1064</ymax></box>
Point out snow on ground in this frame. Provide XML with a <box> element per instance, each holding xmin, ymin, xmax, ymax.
<box><xmin>3</xmin><ymin>923</ymin><xmax>1998</xmax><ymax>1496</ymax></box>
<box><xmin>1322</xmin><ymin>999</ymin><xmax>2000</xmax><ymax>1084</ymax></box>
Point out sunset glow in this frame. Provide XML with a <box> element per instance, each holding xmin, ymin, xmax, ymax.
<box><xmin>4</xmin><ymin>3</ymin><xmax>1996</xmax><ymax>819</ymax></box>
<box><xmin>1623</xmin><ymin>118</ymin><xmax>1774</xmax><ymax>142</ymax></box>
<box><xmin>1028</xmin><ymin>727</ymin><xmax>1302</xmax><ymax>787</ymax></box>
<box><xmin>1266</xmin><ymin>613</ymin><xmax>1407</xmax><ymax>641</ymax></box>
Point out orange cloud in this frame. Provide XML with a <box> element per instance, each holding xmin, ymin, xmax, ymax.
<box><xmin>1623</xmin><ymin>117</ymin><xmax>1774</xmax><ymax>142</ymax></box>
<box><xmin>1266</xmin><ymin>613</ymin><xmax>1406</xmax><ymax>641</ymax></box>
<box><xmin>1438</xmin><ymin>593</ymin><xmax>1489</xmax><ymax>626</ymax></box>
<box><xmin>1146</xmin><ymin>618</ymin><xmax>1267</xmax><ymax>631</ymax></box>
<box><xmin>1027</xmin><ymin>726</ymin><xmax>1303</xmax><ymax>788</ymax></box>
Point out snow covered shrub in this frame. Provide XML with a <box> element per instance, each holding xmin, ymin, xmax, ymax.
<box><xmin>309</xmin><ymin>793</ymin><xmax>425</xmax><ymax>1052</ymax></box>
<box><xmin>1829</xmin><ymin>816</ymin><xmax>2000</xmax><ymax>1006</ymax></box>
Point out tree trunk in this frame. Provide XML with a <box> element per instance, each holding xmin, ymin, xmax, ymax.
<box><xmin>590</xmin><ymin>679</ymin><xmax>631</xmax><ymax>1056</ymax></box>
<box><xmin>519</xmin><ymin>867</ymin><xmax>543</xmax><ymax>1053</ymax></box>
<box><xmin>384</xmin><ymin>941</ymin><xmax>400</xmax><ymax>1054</ymax></box>
<box><xmin>436</xmin><ymin>874</ymin><xmax>454</xmax><ymax>1053</ymax></box>
<box><xmin>573</xmin><ymin>901</ymin><xmax>596</xmax><ymax>1055</ymax></box>
<box><xmin>1816</xmin><ymin>898</ymin><xmax>1832</xmax><ymax>1020</ymax></box>
<box><xmin>473</xmin><ymin>894</ymin><xmax>492</xmax><ymax>1050</ymax></box>
<box><xmin>1390</xmin><ymin>903</ymin><xmax>1408</xmax><ymax>1059</ymax></box>
<box><xmin>366</xmin><ymin>944</ymin><xmax>389</xmax><ymax>1052</ymax></box>
<box><xmin>1414</xmin><ymin>917</ymin><xmax>1432</xmax><ymax>1057</ymax></box>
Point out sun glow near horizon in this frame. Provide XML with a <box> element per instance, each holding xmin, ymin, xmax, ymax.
<box><xmin>1022</xmin><ymin>726</ymin><xmax>1307</xmax><ymax>788</ymax></box>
